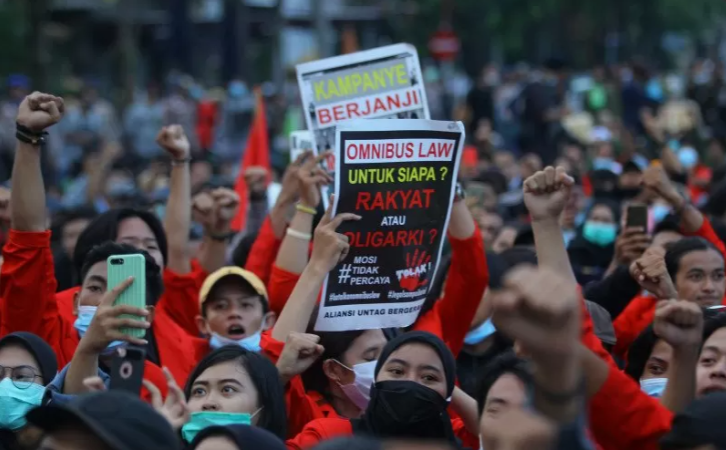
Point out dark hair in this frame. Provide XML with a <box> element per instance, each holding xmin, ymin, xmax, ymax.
<box><xmin>664</xmin><ymin>237</ymin><xmax>723</xmax><ymax>281</ymax></box>
<box><xmin>302</xmin><ymin>322</ymin><xmax>367</xmax><ymax>396</ymax></box>
<box><xmin>625</xmin><ymin>325</ymin><xmax>659</xmax><ymax>381</ymax></box>
<box><xmin>231</xmin><ymin>232</ymin><xmax>259</xmax><ymax>268</ymax></box>
<box><xmin>475</xmin><ymin>351</ymin><xmax>532</xmax><ymax>415</ymax></box>
<box><xmin>184</xmin><ymin>346</ymin><xmax>287</xmax><ymax>440</ymax></box>
<box><xmin>702</xmin><ymin>311</ymin><xmax>726</xmax><ymax>345</ymax></box>
<box><xmin>80</xmin><ymin>242</ymin><xmax>164</xmax><ymax>306</ymax></box>
<box><xmin>50</xmin><ymin>206</ymin><xmax>97</xmax><ymax>241</ymax></box>
<box><xmin>498</xmin><ymin>246</ymin><xmax>538</xmax><ymax>270</ymax></box>
<box><xmin>587</xmin><ymin>199</ymin><xmax>621</xmax><ymax>224</ymax></box>
<box><xmin>72</xmin><ymin>208</ymin><xmax>168</xmax><ymax>280</ymax></box>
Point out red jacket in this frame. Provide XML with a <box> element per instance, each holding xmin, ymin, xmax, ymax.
<box><xmin>285</xmin><ymin>417</ymin><xmax>477</xmax><ymax>450</ymax></box>
<box><xmin>267</xmin><ymin>230</ymin><xmax>488</xmax><ymax>356</ymax></box>
<box><xmin>612</xmin><ymin>217</ymin><xmax>726</xmax><ymax>359</ymax></box>
<box><xmin>0</xmin><ymin>230</ymin><xmax>207</xmax><ymax>387</ymax></box>
<box><xmin>581</xmin><ymin>298</ymin><xmax>673</xmax><ymax>450</ymax></box>
<box><xmin>261</xmin><ymin>230</ymin><xmax>488</xmax><ymax>437</ymax></box>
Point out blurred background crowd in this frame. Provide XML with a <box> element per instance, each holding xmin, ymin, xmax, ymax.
<box><xmin>1</xmin><ymin>0</ymin><xmax>726</xmax><ymax>274</ymax></box>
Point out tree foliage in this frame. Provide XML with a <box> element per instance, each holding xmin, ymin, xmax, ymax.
<box><xmin>383</xmin><ymin>0</ymin><xmax>726</xmax><ymax>73</ymax></box>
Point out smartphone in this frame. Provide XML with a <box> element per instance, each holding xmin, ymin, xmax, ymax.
<box><xmin>109</xmin><ymin>346</ymin><xmax>145</xmax><ymax>395</ymax></box>
<box><xmin>107</xmin><ymin>254</ymin><xmax>147</xmax><ymax>338</ymax></box>
<box><xmin>626</xmin><ymin>205</ymin><xmax>648</xmax><ymax>230</ymax></box>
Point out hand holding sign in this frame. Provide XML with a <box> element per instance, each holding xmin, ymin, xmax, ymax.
<box><xmin>310</xmin><ymin>197</ymin><xmax>361</xmax><ymax>275</ymax></box>
<box><xmin>299</xmin><ymin>152</ymin><xmax>334</xmax><ymax>209</ymax></box>
<box><xmin>523</xmin><ymin>166</ymin><xmax>574</xmax><ymax>222</ymax></box>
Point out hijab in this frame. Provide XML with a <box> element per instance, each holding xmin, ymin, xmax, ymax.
<box><xmin>0</xmin><ymin>332</ymin><xmax>57</xmax><ymax>385</ymax></box>
<box><xmin>352</xmin><ymin>331</ymin><xmax>461</xmax><ymax>447</ymax></box>
<box><xmin>188</xmin><ymin>425</ymin><xmax>286</xmax><ymax>450</ymax></box>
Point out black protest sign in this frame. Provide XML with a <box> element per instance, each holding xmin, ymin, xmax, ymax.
<box><xmin>315</xmin><ymin>119</ymin><xmax>464</xmax><ymax>331</ymax></box>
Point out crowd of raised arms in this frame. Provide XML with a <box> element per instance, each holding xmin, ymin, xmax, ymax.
<box><xmin>0</xmin><ymin>83</ymin><xmax>726</xmax><ymax>450</ymax></box>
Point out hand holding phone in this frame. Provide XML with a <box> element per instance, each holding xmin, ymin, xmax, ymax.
<box><xmin>626</xmin><ymin>205</ymin><xmax>648</xmax><ymax>230</ymax></box>
<box><xmin>109</xmin><ymin>346</ymin><xmax>146</xmax><ymax>395</ymax></box>
<box><xmin>107</xmin><ymin>254</ymin><xmax>148</xmax><ymax>338</ymax></box>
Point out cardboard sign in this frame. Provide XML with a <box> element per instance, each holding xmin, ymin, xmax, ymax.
<box><xmin>315</xmin><ymin>119</ymin><xmax>464</xmax><ymax>331</ymax></box>
<box><xmin>297</xmin><ymin>44</ymin><xmax>430</xmax><ymax>209</ymax></box>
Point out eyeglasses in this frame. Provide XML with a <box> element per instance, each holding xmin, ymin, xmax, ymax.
<box><xmin>0</xmin><ymin>365</ymin><xmax>41</xmax><ymax>389</ymax></box>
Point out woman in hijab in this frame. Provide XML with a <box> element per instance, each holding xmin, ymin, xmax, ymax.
<box><xmin>0</xmin><ymin>332</ymin><xmax>57</xmax><ymax>450</ymax></box>
<box><xmin>188</xmin><ymin>424</ymin><xmax>287</xmax><ymax>450</ymax></box>
<box><xmin>567</xmin><ymin>199</ymin><xmax>620</xmax><ymax>285</ymax></box>
<box><xmin>286</xmin><ymin>331</ymin><xmax>475</xmax><ymax>449</ymax></box>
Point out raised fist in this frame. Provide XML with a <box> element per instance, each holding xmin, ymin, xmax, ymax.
<box><xmin>16</xmin><ymin>92</ymin><xmax>65</xmax><ymax>132</ymax></box>
<box><xmin>523</xmin><ymin>166</ymin><xmax>575</xmax><ymax>221</ymax></box>
<box><xmin>193</xmin><ymin>188</ymin><xmax>240</xmax><ymax>235</ymax></box>
<box><xmin>643</xmin><ymin>165</ymin><xmax>683</xmax><ymax>208</ymax></box>
<box><xmin>491</xmin><ymin>266</ymin><xmax>580</xmax><ymax>358</ymax></box>
<box><xmin>630</xmin><ymin>246</ymin><xmax>678</xmax><ymax>299</ymax></box>
<box><xmin>653</xmin><ymin>300</ymin><xmax>703</xmax><ymax>350</ymax></box>
<box><xmin>156</xmin><ymin>125</ymin><xmax>190</xmax><ymax>160</ymax></box>
<box><xmin>276</xmin><ymin>332</ymin><xmax>325</xmax><ymax>383</ymax></box>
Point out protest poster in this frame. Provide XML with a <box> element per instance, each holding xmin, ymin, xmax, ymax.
<box><xmin>297</xmin><ymin>43</ymin><xmax>429</xmax><ymax>209</ymax></box>
<box><xmin>314</xmin><ymin>119</ymin><xmax>464</xmax><ymax>332</ymax></box>
<box><xmin>289</xmin><ymin>130</ymin><xmax>314</xmax><ymax>162</ymax></box>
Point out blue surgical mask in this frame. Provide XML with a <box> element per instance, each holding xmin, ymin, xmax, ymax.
<box><xmin>640</xmin><ymin>377</ymin><xmax>667</xmax><ymax>397</ymax></box>
<box><xmin>181</xmin><ymin>410</ymin><xmax>261</xmax><ymax>442</ymax></box>
<box><xmin>209</xmin><ymin>330</ymin><xmax>262</xmax><ymax>352</ymax></box>
<box><xmin>652</xmin><ymin>203</ymin><xmax>671</xmax><ymax>224</ymax></box>
<box><xmin>582</xmin><ymin>221</ymin><xmax>617</xmax><ymax>246</ymax></box>
<box><xmin>0</xmin><ymin>378</ymin><xmax>45</xmax><ymax>430</ymax></box>
<box><xmin>678</xmin><ymin>147</ymin><xmax>699</xmax><ymax>169</ymax></box>
<box><xmin>74</xmin><ymin>306</ymin><xmax>126</xmax><ymax>354</ymax></box>
<box><xmin>464</xmin><ymin>318</ymin><xmax>497</xmax><ymax>345</ymax></box>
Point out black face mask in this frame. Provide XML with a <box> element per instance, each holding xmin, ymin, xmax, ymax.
<box><xmin>364</xmin><ymin>380</ymin><xmax>449</xmax><ymax>438</ymax></box>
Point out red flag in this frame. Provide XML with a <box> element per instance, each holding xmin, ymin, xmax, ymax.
<box><xmin>230</xmin><ymin>88</ymin><xmax>271</xmax><ymax>232</ymax></box>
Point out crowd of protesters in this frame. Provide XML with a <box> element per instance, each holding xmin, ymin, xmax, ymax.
<box><xmin>0</xmin><ymin>55</ymin><xmax>725</xmax><ymax>450</ymax></box>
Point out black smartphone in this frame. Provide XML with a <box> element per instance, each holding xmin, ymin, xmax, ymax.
<box><xmin>626</xmin><ymin>204</ymin><xmax>648</xmax><ymax>230</ymax></box>
<box><xmin>109</xmin><ymin>346</ymin><xmax>145</xmax><ymax>395</ymax></box>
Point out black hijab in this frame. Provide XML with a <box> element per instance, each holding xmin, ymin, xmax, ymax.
<box><xmin>188</xmin><ymin>425</ymin><xmax>286</xmax><ymax>450</ymax></box>
<box><xmin>0</xmin><ymin>332</ymin><xmax>57</xmax><ymax>385</ymax></box>
<box><xmin>352</xmin><ymin>331</ymin><xmax>461</xmax><ymax>447</ymax></box>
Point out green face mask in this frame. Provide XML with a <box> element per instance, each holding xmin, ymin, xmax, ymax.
<box><xmin>582</xmin><ymin>221</ymin><xmax>617</xmax><ymax>246</ymax></box>
<box><xmin>0</xmin><ymin>378</ymin><xmax>45</xmax><ymax>430</ymax></box>
<box><xmin>181</xmin><ymin>409</ymin><xmax>261</xmax><ymax>442</ymax></box>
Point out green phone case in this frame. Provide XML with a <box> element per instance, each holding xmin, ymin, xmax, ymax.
<box><xmin>106</xmin><ymin>254</ymin><xmax>147</xmax><ymax>338</ymax></box>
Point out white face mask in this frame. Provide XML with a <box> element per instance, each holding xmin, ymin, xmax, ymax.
<box><xmin>640</xmin><ymin>377</ymin><xmax>667</xmax><ymax>397</ymax></box>
<box><xmin>334</xmin><ymin>359</ymin><xmax>377</xmax><ymax>411</ymax></box>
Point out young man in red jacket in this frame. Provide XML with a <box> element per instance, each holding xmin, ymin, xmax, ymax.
<box><xmin>0</xmin><ymin>92</ymin><xmax>203</xmax><ymax>387</ymax></box>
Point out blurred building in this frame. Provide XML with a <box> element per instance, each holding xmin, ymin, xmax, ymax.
<box><xmin>47</xmin><ymin>0</ymin><xmax>384</xmax><ymax>90</ymax></box>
